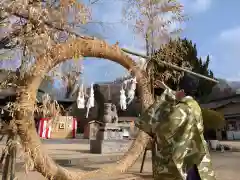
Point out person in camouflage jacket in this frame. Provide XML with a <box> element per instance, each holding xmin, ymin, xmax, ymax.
<box><xmin>135</xmin><ymin>87</ymin><xmax>216</xmax><ymax>180</ymax></box>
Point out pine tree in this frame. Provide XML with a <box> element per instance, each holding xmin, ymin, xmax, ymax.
<box><xmin>149</xmin><ymin>38</ymin><xmax>215</xmax><ymax>101</ymax></box>
<box><xmin>188</xmin><ymin>54</ymin><xmax>215</xmax><ymax>100</ymax></box>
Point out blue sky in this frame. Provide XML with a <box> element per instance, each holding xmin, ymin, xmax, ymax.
<box><xmin>1</xmin><ymin>0</ymin><xmax>240</xmax><ymax>86</ymax></box>
<box><xmin>80</xmin><ymin>0</ymin><xmax>240</xmax><ymax>84</ymax></box>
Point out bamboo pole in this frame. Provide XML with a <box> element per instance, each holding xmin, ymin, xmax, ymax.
<box><xmin>121</xmin><ymin>48</ymin><xmax>219</xmax><ymax>84</ymax></box>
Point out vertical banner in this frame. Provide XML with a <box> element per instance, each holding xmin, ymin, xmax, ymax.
<box><xmin>38</xmin><ymin>118</ymin><xmax>51</xmax><ymax>139</ymax></box>
<box><xmin>38</xmin><ymin>117</ymin><xmax>77</xmax><ymax>139</ymax></box>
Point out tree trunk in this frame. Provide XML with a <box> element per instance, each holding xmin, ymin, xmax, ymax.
<box><xmin>14</xmin><ymin>38</ymin><xmax>154</xmax><ymax>180</ymax></box>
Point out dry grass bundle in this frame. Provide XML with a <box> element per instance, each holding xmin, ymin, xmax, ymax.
<box><xmin>8</xmin><ymin>37</ymin><xmax>154</xmax><ymax>180</ymax></box>
<box><xmin>147</xmin><ymin>39</ymin><xmax>192</xmax><ymax>89</ymax></box>
<box><xmin>0</xmin><ymin>0</ymin><xmax>187</xmax><ymax>179</ymax></box>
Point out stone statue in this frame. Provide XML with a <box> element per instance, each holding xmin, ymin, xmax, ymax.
<box><xmin>111</xmin><ymin>104</ymin><xmax>118</xmax><ymax>123</ymax></box>
<box><xmin>102</xmin><ymin>103</ymin><xmax>118</xmax><ymax>123</ymax></box>
<box><xmin>90</xmin><ymin>85</ymin><xmax>123</xmax><ymax>154</ymax></box>
<box><xmin>93</xmin><ymin>84</ymin><xmax>119</xmax><ymax>124</ymax></box>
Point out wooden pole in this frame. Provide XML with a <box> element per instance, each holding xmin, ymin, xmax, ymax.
<box><xmin>2</xmin><ymin>152</ymin><xmax>11</xmax><ymax>180</ymax></box>
<box><xmin>2</xmin><ymin>135</ymin><xmax>17</xmax><ymax>180</ymax></box>
<box><xmin>121</xmin><ymin>48</ymin><xmax>219</xmax><ymax>84</ymax></box>
<box><xmin>108</xmin><ymin>84</ymin><xmax>111</xmax><ymax>101</ymax></box>
<box><xmin>2</xmin><ymin>136</ymin><xmax>11</xmax><ymax>180</ymax></box>
<box><xmin>140</xmin><ymin>148</ymin><xmax>147</xmax><ymax>173</ymax></box>
<box><xmin>10</xmin><ymin>135</ymin><xmax>17</xmax><ymax>180</ymax></box>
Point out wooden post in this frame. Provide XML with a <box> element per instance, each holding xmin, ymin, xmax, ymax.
<box><xmin>108</xmin><ymin>84</ymin><xmax>111</xmax><ymax>101</ymax></box>
<box><xmin>2</xmin><ymin>136</ymin><xmax>11</xmax><ymax>180</ymax></box>
<box><xmin>2</xmin><ymin>135</ymin><xmax>17</xmax><ymax>180</ymax></box>
<box><xmin>140</xmin><ymin>147</ymin><xmax>147</xmax><ymax>173</ymax></box>
<box><xmin>140</xmin><ymin>141</ymin><xmax>153</xmax><ymax>173</ymax></box>
<box><xmin>10</xmin><ymin>135</ymin><xmax>17</xmax><ymax>180</ymax></box>
<box><xmin>2</xmin><ymin>152</ymin><xmax>11</xmax><ymax>180</ymax></box>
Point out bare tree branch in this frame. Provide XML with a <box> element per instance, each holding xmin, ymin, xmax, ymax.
<box><xmin>3</xmin><ymin>2</ymin><xmax>79</xmax><ymax>36</ymax></box>
<box><xmin>1</xmin><ymin>1</ymin><xmax>99</xmax><ymax>43</ymax></box>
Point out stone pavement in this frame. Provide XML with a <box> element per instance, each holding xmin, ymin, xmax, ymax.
<box><xmin>0</xmin><ymin>140</ymin><xmax>240</xmax><ymax>180</ymax></box>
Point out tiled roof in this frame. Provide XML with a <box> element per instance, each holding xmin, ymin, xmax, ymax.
<box><xmin>201</xmin><ymin>96</ymin><xmax>240</xmax><ymax>109</ymax></box>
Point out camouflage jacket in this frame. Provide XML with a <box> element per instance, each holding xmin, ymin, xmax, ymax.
<box><xmin>135</xmin><ymin>88</ymin><xmax>216</xmax><ymax>180</ymax></box>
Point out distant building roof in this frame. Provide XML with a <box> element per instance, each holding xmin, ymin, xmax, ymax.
<box><xmin>205</xmin><ymin>79</ymin><xmax>237</xmax><ymax>102</ymax></box>
<box><xmin>201</xmin><ymin>95</ymin><xmax>240</xmax><ymax>109</ymax></box>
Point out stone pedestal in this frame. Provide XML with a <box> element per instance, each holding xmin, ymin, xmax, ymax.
<box><xmin>90</xmin><ymin>139</ymin><xmax>132</xmax><ymax>154</ymax></box>
<box><xmin>89</xmin><ymin>121</ymin><xmax>132</xmax><ymax>154</ymax></box>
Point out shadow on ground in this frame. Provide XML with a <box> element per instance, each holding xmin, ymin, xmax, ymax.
<box><xmin>132</xmin><ymin>173</ymin><xmax>153</xmax><ymax>179</ymax></box>
<box><xmin>61</xmin><ymin>164</ymin><xmax>99</xmax><ymax>171</ymax></box>
<box><xmin>55</xmin><ymin>158</ymin><xmax>118</xmax><ymax>166</ymax></box>
<box><xmin>53</xmin><ymin>149</ymin><xmax>90</xmax><ymax>153</ymax></box>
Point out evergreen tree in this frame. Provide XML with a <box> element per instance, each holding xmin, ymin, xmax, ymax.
<box><xmin>149</xmin><ymin>38</ymin><xmax>215</xmax><ymax>101</ymax></box>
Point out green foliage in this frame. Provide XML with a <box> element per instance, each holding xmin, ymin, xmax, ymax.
<box><xmin>149</xmin><ymin>38</ymin><xmax>215</xmax><ymax>100</ymax></box>
<box><xmin>193</xmin><ymin>55</ymin><xmax>215</xmax><ymax>99</ymax></box>
<box><xmin>179</xmin><ymin>39</ymin><xmax>215</xmax><ymax>100</ymax></box>
<box><xmin>148</xmin><ymin>38</ymin><xmax>192</xmax><ymax>88</ymax></box>
<box><xmin>202</xmin><ymin>108</ymin><xmax>225</xmax><ymax>130</ymax></box>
